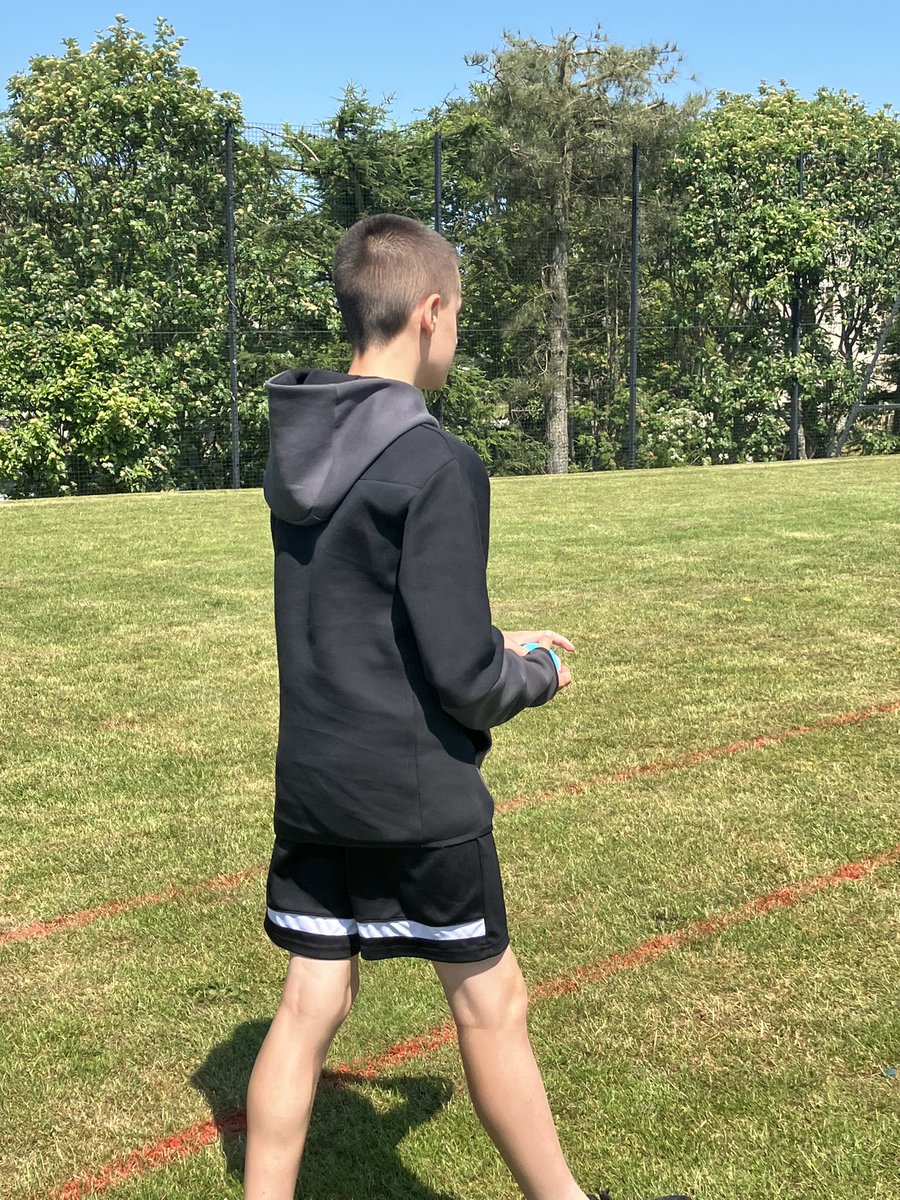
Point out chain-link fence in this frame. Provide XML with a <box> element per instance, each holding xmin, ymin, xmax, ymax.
<box><xmin>2</xmin><ymin>116</ymin><xmax>898</xmax><ymax>499</ymax></box>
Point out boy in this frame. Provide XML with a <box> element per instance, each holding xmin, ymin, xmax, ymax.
<box><xmin>247</xmin><ymin>214</ymin><xmax>688</xmax><ymax>1200</ymax></box>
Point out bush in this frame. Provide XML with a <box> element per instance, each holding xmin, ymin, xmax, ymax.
<box><xmin>0</xmin><ymin>324</ymin><xmax>178</xmax><ymax>497</ymax></box>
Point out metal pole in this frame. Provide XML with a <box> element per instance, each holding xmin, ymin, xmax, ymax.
<box><xmin>789</xmin><ymin>151</ymin><xmax>805</xmax><ymax>461</ymax></box>
<box><xmin>433</xmin><ymin>130</ymin><xmax>443</xmax><ymax>234</ymax></box>
<box><xmin>225</xmin><ymin>119</ymin><xmax>241</xmax><ymax>488</ymax></box>
<box><xmin>434</xmin><ymin>130</ymin><xmax>445</xmax><ymax>429</ymax></box>
<box><xmin>628</xmin><ymin>143</ymin><xmax>640</xmax><ymax>470</ymax></box>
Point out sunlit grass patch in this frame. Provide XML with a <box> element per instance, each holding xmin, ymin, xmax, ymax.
<box><xmin>1</xmin><ymin>456</ymin><xmax>898</xmax><ymax>1199</ymax></box>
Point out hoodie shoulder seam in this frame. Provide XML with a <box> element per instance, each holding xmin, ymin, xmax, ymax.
<box><xmin>363</xmin><ymin>426</ymin><xmax>457</xmax><ymax>493</ymax></box>
<box><xmin>412</xmin><ymin>454</ymin><xmax>459</xmax><ymax>493</ymax></box>
<box><xmin>362</xmin><ymin>454</ymin><xmax>456</xmax><ymax>495</ymax></box>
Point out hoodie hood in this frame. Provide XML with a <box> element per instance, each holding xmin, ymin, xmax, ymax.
<box><xmin>263</xmin><ymin>369</ymin><xmax>440</xmax><ymax>526</ymax></box>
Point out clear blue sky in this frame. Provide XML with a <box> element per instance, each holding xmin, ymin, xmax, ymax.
<box><xmin>2</xmin><ymin>1</ymin><xmax>898</xmax><ymax>127</ymax></box>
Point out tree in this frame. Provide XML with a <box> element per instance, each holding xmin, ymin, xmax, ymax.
<box><xmin>0</xmin><ymin>17</ymin><xmax>340</xmax><ymax>494</ymax></box>
<box><xmin>286</xmin><ymin>87</ymin><xmax>435</xmax><ymax>228</ymax></box>
<box><xmin>0</xmin><ymin>18</ymin><xmax>240</xmax><ymax>491</ymax></box>
<box><xmin>464</xmin><ymin>30</ymin><xmax>698</xmax><ymax>472</ymax></box>
<box><xmin>664</xmin><ymin>86</ymin><xmax>900</xmax><ymax>460</ymax></box>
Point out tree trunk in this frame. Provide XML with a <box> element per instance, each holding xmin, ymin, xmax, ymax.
<box><xmin>546</xmin><ymin>186</ymin><xmax>571</xmax><ymax>473</ymax></box>
<box><xmin>544</xmin><ymin>46</ymin><xmax>574</xmax><ymax>475</ymax></box>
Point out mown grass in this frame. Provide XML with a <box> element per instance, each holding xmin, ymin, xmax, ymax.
<box><xmin>1</xmin><ymin>456</ymin><xmax>898</xmax><ymax>1200</ymax></box>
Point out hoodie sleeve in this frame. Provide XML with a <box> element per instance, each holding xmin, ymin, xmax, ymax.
<box><xmin>397</xmin><ymin>457</ymin><xmax>558</xmax><ymax>730</ymax></box>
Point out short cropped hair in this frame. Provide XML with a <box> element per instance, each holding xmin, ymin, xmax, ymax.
<box><xmin>333</xmin><ymin>214</ymin><xmax>459</xmax><ymax>352</ymax></box>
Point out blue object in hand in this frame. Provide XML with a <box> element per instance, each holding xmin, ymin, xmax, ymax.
<box><xmin>521</xmin><ymin>641</ymin><xmax>561</xmax><ymax>670</ymax></box>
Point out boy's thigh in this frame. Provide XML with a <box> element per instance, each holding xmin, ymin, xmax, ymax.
<box><xmin>280</xmin><ymin>949</ymin><xmax>359</xmax><ymax>1023</ymax></box>
<box><xmin>263</xmin><ymin>833</ymin><xmax>509</xmax><ymax>964</ymax></box>
<box><xmin>432</xmin><ymin>945</ymin><xmax>528</xmax><ymax>1028</ymax></box>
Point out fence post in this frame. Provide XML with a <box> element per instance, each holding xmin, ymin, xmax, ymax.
<box><xmin>433</xmin><ymin>130</ymin><xmax>443</xmax><ymax>234</ymax></box>
<box><xmin>789</xmin><ymin>151</ymin><xmax>806</xmax><ymax>461</ymax></box>
<box><xmin>628</xmin><ymin>143</ymin><xmax>640</xmax><ymax>470</ymax></box>
<box><xmin>225</xmin><ymin>118</ymin><xmax>241</xmax><ymax>488</ymax></box>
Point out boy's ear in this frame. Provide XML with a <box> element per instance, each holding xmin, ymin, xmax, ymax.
<box><xmin>419</xmin><ymin>292</ymin><xmax>442</xmax><ymax>339</ymax></box>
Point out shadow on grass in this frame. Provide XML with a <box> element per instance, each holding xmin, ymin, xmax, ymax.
<box><xmin>193</xmin><ymin>1019</ymin><xmax>461</xmax><ymax>1199</ymax></box>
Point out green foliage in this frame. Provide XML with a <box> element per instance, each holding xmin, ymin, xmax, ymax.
<box><xmin>0</xmin><ymin>324</ymin><xmax>177</xmax><ymax>496</ymax></box>
<box><xmin>284</xmin><ymin>87</ymin><xmax>435</xmax><ymax>229</ymax></box>
<box><xmin>430</xmin><ymin>359</ymin><xmax>548</xmax><ymax>476</ymax></box>
<box><xmin>1</xmin><ymin>22</ymin><xmax>899</xmax><ymax>494</ymax></box>
<box><xmin>659</xmin><ymin>86</ymin><xmax>900</xmax><ymax>460</ymax></box>
<box><xmin>851</xmin><ymin>426</ymin><xmax>900</xmax><ymax>455</ymax></box>
<box><xmin>0</xmin><ymin>17</ymin><xmax>334</xmax><ymax>496</ymax></box>
<box><xmin>1</xmin><ymin>17</ymin><xmax>237</xmax><ymax>332</ymax></box>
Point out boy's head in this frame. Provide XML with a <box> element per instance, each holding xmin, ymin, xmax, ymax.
<box><xmin>333</xmin><ymin>215</ymin><xmax>460</xmax><ymax>371</ymax></box>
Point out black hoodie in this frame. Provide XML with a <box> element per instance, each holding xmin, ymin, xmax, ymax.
<box><xmin>264</xmin><ymin>368</ymin><xmax>559</xmax><ymax>848</ymax></box>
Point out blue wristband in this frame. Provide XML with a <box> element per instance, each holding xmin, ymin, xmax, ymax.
<box><xmin>521</xmin><ymin>641</ymin><xmax>561</xmax><ymax>670</ymax></box>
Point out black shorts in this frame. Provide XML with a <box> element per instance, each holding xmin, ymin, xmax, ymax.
<box><xmin>264</xmin><ymin>832</ymin><xmax>509</xmax><ymax>963</ymax></box>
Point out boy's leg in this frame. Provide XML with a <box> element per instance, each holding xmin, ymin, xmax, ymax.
<box><xmin>244</xmin><ymin>952</ymin><xmax>359</xmax><ymax>1200</ymax></box>
<box><xmin>433</xmin><ymin>946</ymin><xmax>585</xmax><ymax>1200</ymax></box>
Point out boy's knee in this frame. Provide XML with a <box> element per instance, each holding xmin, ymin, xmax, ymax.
<box><xmin>444</xmin><ymin>957</ymin><xmax>530</xmax><ymax>1031</ymax></box>
<box><xmin>495</xmin><ymin>970</ymin><xmax>529</xmax><ymax>1027</ymax></box>
<box><xmin>279</xmin><ymin>956</ymin><xmax>357</xmax><ymax>1033</ymax></box>
<box><xmin>486</xmin><ymin>979</ymin><xmax>529</xmax><ymax>1031</ymax></box>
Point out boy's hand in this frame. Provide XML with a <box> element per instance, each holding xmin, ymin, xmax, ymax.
<box><xmin>502</xmin><ymin>630</ymin><xmax>575</xmax><ymax>655</ymax></box>
<box><xmin>502</xmin><ymin>629</ymin><xmax>574</xmax><ymax>691</ymax></box>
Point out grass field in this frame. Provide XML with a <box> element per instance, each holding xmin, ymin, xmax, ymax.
<box><xmin>1</xmin><ymin>456</ymin><xmax>898</xmax><ymax>1200</ymax></box>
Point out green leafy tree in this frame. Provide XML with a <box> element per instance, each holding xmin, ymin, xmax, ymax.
<box><xmin>0</xmin><ymin>17</ymin><xmax>334</xmax><ymax>494</ymax></box>
<box><xmin>0</xmin><ymin>17</ymin><xmax>238</xmax><ymax>491</ymax></box>
<box><xmin>0</xmin><ymin>324</ymin><xmax>177</xmax><ymax>496</ymax></box>
<box><xmin>663</xmin><ymin>86</ymin><xmax>900</xmax><ymax>460</ymax></box>
<box><xmin>287</xmin><ymin>87</ymin><xmax>435</xmax><ymax>228</ymax></box>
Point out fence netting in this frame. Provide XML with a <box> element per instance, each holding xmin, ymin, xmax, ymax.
<box><xmin>1</xmin><ymin>118</ymin><xmax>897</xmax><ymax>499</ymax></box>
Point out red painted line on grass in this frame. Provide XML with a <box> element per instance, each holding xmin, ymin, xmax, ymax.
<box><xmin>0</xmin><ymin>867</ymin><xmax>265</xmax><ymax>948</ymax></box>
<box><xmin>532</xmin><ymin>842</ymin><xmax>900</xmax><ymax>1000</ymax></box>
<box><xmin>6</xmin><ymin>697</ymin><xmax>898</xmax><ymax>949</ymax></box>
<box><xmin>327</xmin><ymin>1021</ymin><xmax>459</xmax><ymax>1081</ymax></box>
<box><xmin>51</xmin><ymin>842</ymin><xmax>900</xmax><ymax>1199</ymax></box>
<box><xmin>497</xmin><ymin>698</ymin><xmax>900</xmax><ymax>814</ymax></box>
<box><xmin>52</xmin><ymin>1110</ymin><xmax>248</xmax><ymax>1200</ymax></box>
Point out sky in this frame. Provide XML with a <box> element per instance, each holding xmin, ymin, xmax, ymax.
<box><xmin>1</xmin><ymin>0</ymin><xmax>898</xmax><ymax>127</ymax></box>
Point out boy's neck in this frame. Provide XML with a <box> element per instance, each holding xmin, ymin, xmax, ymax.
<box><xmin>348</xmin><ymin>345</ymin><xmax>415</xmax><ymax>386</ymax></box>
<box><xmin>348</xmin><ymin>343</ymin><xmax>420</xmax><ymax>389</ymax></box>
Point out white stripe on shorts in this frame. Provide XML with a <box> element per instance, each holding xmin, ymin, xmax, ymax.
<box><xmin>267</xmin><ymin>908</ymin><xmax>358</xmax><ymax>937</ymax></box>
<box><xmin>266</xmin><ymin>908</ymin><xmax>486</xmax><ymax>943</ymax></box>
<box><xmin>357</xmin><ymin>917</ymin><xmax>486</xmax><ymax>942</ymax></box>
